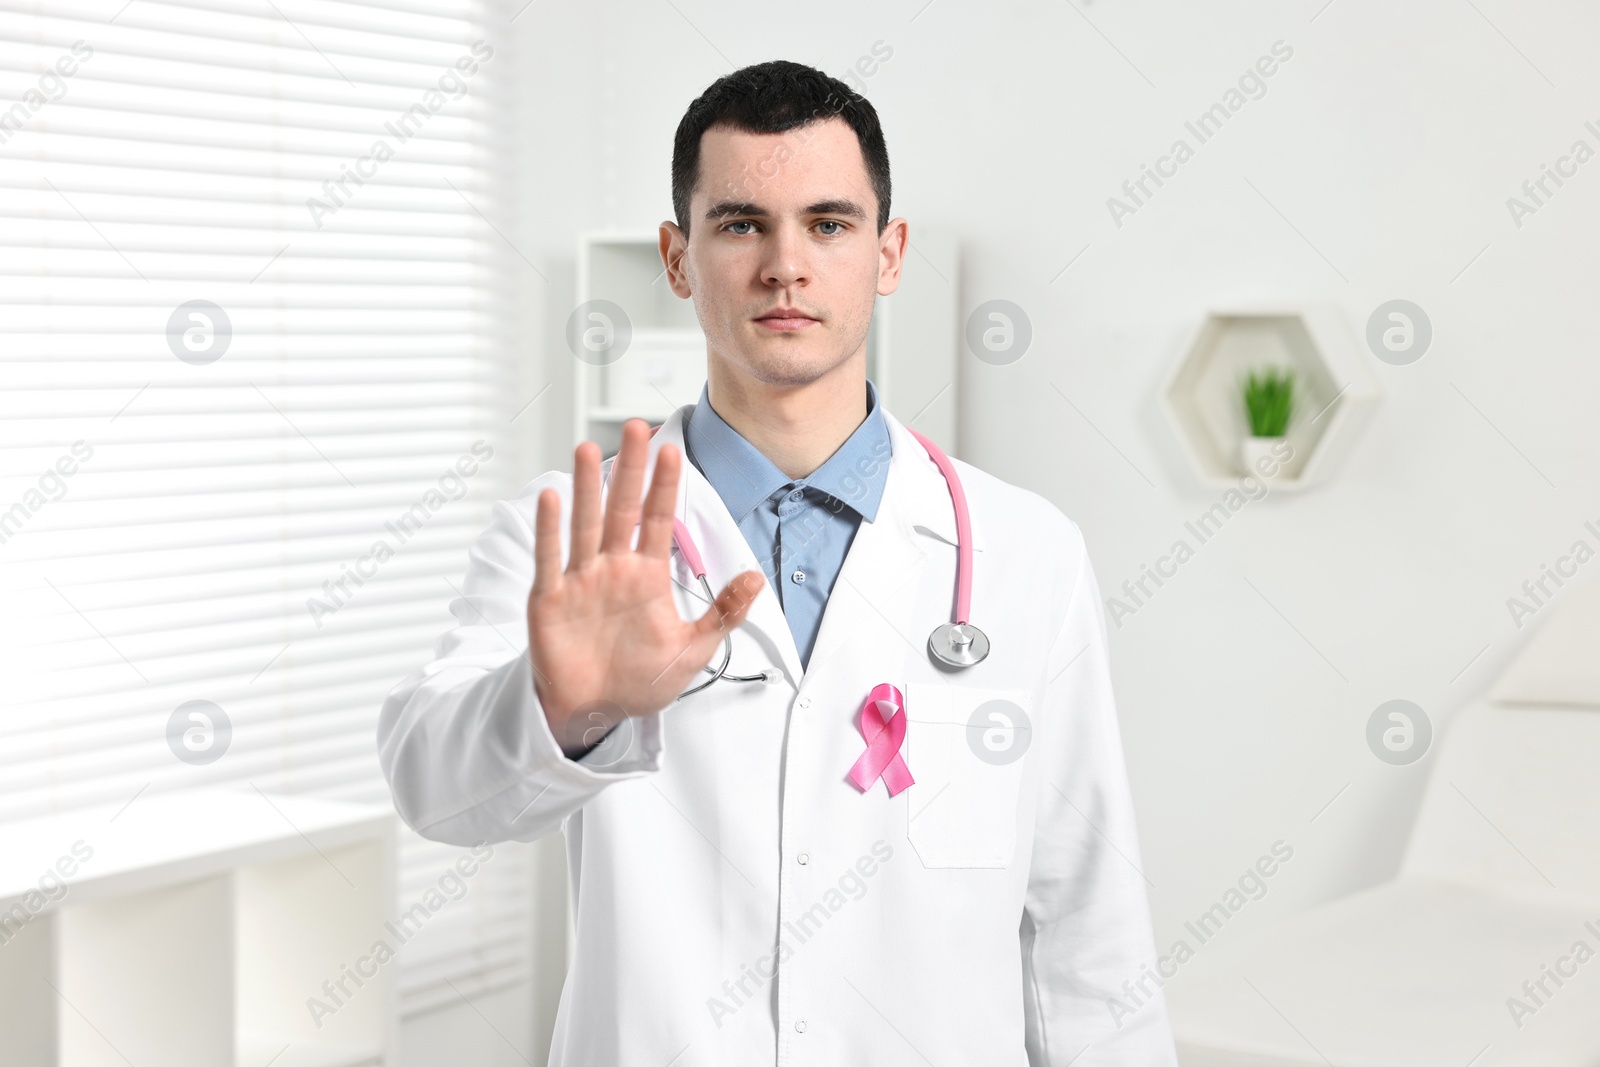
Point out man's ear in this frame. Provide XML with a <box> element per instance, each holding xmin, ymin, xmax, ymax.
<box><xmin>877</xmin><ymin>217</ymin><xmax>908</xmax><ymax>298</ymax></box>
<box><xmin>659</xmin><ymin>222</ymin><xmax>692</xmax><ymax>298</ymax></box>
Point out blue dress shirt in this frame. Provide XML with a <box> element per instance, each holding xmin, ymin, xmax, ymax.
<box><xmin>683</xmin><ymin>380</ymin><xmax>893</xmax><ymax>669</ymax></box>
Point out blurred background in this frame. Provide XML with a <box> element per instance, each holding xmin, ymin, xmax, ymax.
<box><xmin>4</xmin><ymin>0</ymin><xmax>1600</xmax><ymax>1064</ymax></box>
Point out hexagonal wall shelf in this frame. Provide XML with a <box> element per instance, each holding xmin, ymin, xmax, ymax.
<box><xmin>1161</xmin><ymin>306</ymin><xmax>1379</xmax><ymax>492</ymax></box>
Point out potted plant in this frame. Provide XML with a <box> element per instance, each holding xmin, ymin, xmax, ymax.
<box><xmin>1239</xmin><ymin>367</ymin><xmax>1294</xmax><ymax>475</ymax></box>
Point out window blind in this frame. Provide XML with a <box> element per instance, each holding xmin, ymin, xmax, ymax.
<box><xmin>0</xmin><ymin>0</ymin><xmax>534</xmax><ymax>1017</ymax></box>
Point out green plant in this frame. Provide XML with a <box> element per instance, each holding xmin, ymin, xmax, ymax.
<box><xmin>1242</xmin><ymin>367</ymin><xmax>1295</xmax><ymax>437</ymax></box>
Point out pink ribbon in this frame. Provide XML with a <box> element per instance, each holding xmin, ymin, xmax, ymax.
<box><xmin>847</xmin><ymin>683</ymin><xmax>914</xmax><ymax>796</ymax></box>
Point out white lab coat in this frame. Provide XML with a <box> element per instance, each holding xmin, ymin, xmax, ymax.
<box><xmin>378</xmin><ymin>404</ymin><xmax>1178</xmax><ymax>1066</ymax></box>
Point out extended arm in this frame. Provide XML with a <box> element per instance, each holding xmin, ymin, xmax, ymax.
<box><xmin>377</xmin><ymin>422</ymin><xmax>763</xmax><ymax>846</ymax></box>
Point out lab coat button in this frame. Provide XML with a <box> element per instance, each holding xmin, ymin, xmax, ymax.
<box><xmin>795</xmin><ymin>1019</ymin><xmax>807</xmax><ymax>1033</ymax></box>
<box><xmin>797</xmin><ymin>852</ymin><xmax>809</xmax><ymax>865</ymax></box>
<box><xmin>797</xmin><ymin>696</ymin><xmax>812</xmax><ymax>709</ymax></box>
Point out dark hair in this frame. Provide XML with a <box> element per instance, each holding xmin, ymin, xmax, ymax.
<box><xmin>671</xmin><ymin>59</ymin><xmax>891</xmax><ymax>239</ymax></box>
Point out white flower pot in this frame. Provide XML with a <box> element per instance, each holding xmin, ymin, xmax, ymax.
<box><xmin>1239</xmin><ymin>435</ymin><xmax>1290</xmax><ymax>481</ymax></box>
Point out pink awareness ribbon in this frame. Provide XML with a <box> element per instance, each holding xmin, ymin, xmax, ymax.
<box><xmin>847</xmin><ymin>683</ymin><xmax>915</xmax><ymax>796</ymax></box>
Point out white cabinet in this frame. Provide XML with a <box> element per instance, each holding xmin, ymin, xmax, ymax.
<box><xmin>0</xmin><ymin>789</ymin><xmax>396</xmax><ymax>1067</ymax></box>
<box><xmin>573</xmin><ymin>228</ymin><xmax>960</xmax><ymax>456</ymax></box>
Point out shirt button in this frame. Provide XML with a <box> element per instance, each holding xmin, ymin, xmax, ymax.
<box><xmin>795</xmin><ymin>1019</ymin><xmax>807</xmax><ymax>1033</ymax></box>
<box><xmin>789</xmin><ymin>489</ymin><xmax>804</xmax><ymax>501</ymax></box>
<box><xmin>791</xmin><ymin>569</ymin><xmax>807</xmax><ymax>585</ymax></box>
<box><xmin>797</xmin><ymin>852</ymin><xmax>809</xmax><ymax>865</ymax></box>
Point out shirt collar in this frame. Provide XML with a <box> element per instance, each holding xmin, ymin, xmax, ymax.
<box><xmin>684</xmin><ymin>379</ymin><xmax>893</xmax><ymax>525</ymax></box>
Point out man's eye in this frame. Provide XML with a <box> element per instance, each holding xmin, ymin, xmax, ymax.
<box><xmin>725</xmin><ymin>221</ymin><xmax>756</xmax><ymax>235</ymax></box>
<box><xmin>817</xmin><ymin>220</ymin><xmax>843</xmax><ymax>236</ymax></box>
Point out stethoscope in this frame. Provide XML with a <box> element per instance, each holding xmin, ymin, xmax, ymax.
<box><xmin>670</xmin><ymin>426</ymin><xmax>986</xmax><ymax>697</ymax></box>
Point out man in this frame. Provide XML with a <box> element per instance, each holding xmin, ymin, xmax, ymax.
<box><xmin>379</xmin><ymin>59</ymin><xmax>1177</xmax><ymax>1065</ymax></box>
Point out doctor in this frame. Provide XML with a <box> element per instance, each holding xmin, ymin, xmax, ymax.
<box><xmin>379</xmin><ymin>59</ymin><xmax>1177</xmax><ymax>1066</ymax></box>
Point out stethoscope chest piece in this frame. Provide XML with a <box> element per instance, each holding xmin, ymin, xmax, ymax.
<box><xmin>928</xmin><ymin>621</ymin><xmax>990</xmax><ymax>668</ymax></box>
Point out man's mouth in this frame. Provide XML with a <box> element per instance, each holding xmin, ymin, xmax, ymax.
<box><xmin>755</xmin><ymin>308</ymin><xmax>820</xmax><ymax>332</ymax></box>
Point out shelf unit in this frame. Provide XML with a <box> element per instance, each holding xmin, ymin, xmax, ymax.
<box><xmin>0</xmin><ymin>788</ymin><xmax>396</xmax><ymax>1067</ymax></box>
<box><xmin>1160</xmin><ymin>306</ymin><xmax>1380</xmax><ymax>492</ymax></box>
<box><xmin>573</xmin><ymin>228</ymin><xmax>960</xmax><ymax>457</ymax></box>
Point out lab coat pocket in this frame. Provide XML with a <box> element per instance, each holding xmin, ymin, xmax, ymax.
<box><xmin>903</xmin><ymin>684</ymin><xmax>1033</xmax><ymax>869</ymax></box>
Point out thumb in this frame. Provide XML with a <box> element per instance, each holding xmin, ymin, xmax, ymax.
<box><xmin>693</xmin><ymin>570</ymin><xmax>766</xmax><ymax>640</ymax></box>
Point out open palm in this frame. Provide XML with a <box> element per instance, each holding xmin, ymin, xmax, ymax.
<box><xmin>528</xmin><ymin>419</ymin><xmax>765</xmax><ymax>758</ymax></box>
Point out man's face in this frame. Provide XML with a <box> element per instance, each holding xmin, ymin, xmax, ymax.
<box><xmin>661</xmin><ymin>117</ymin><xmax>906</xmax><ymax>389</ymax></box>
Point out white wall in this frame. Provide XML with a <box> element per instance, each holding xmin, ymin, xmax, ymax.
<box><xmin>509</xmin><ymin>0</ymin><xmax>1600</xmax><ymax>1038</ymax></box>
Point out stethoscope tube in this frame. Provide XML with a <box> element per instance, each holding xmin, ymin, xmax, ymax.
<box><xmin>905</xmin><ymin>427</ymin><xmax>990</xmax><ymax>669</ymax></box>
<box><xmin>905</xmin><ymin>428</ymin><xmax>972</xmax><ymax>625</ymax></box>
<box><xmin>677</xmin><ymin>574</ymin><xmax>779</xmax><ymax>696</ymax></box>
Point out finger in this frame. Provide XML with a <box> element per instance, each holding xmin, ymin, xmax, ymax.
<box><xmin>533</xmin><ymin>487</ymin><xmax>562</xmax><ymax>594</ymax></box>
<box><xmin>599</xmin><ymin>419</ymin><xmax>649</xmax><ymax>554</ymax></box>
<box><xmin>636</xmin><ymin>443</ymin><xmax>681</xmax><ymax>559</ymax></box>
<box><xmin>568</xmin><ymin>441</ymin><xmax>602</xmax><ymax>569</ymax></box>
<box><xmin>693</xmin><ymin>570</ymin><xmax>766</xmax><ymax>640</ymax></box>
